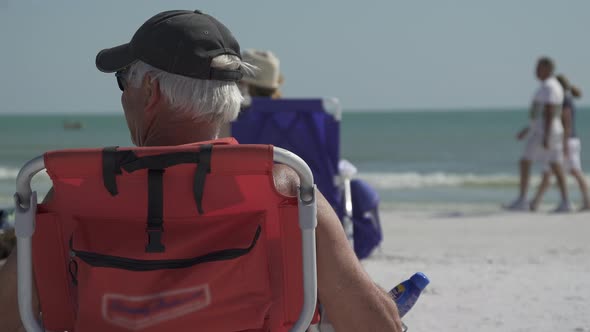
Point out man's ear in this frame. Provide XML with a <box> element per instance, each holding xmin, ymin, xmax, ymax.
<box><xmin>144</xmin><ymin>74</ymin><xmax>161</xmax><ymax>112</ymax></box>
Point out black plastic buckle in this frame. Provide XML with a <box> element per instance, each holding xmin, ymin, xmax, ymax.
<box><xmin>146</xmin><ymin>227</ymin><xmax>165</xmax><ymax>253</ymax></box>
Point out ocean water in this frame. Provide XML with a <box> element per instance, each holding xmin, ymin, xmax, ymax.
<box><xmin>341</xmin><ymin>109</ymin><xmax>590</xmax><ymax>209</ymax></box>
<box><xmin>1</xmin><ymin>109</ymin><xmax>589</xmax><ymax>210</ymax></box>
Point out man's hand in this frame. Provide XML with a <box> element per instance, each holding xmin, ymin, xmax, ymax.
<box><xmin>543</xmin><ymin>135</ymin><xmax>550</xmax><ymax>149</ymax></box>
<box><xmin>516</xmin><ymin>127</ymin><xmax>529</xmax><ymax>141</ymax></box>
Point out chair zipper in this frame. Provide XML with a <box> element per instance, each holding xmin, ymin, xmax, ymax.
<box><xmin>69</xmin><ymin>225</ymin><xmax>261</xmax><ymax>272</ymax></box>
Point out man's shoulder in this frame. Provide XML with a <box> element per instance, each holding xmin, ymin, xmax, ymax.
<box><xmin>544</xmin><ymin>77</ymin><xmax>563</xmax><ymax>92</ymax></box>
<box><xmin>180</xmin><ymin>137</ymin><xmax>238</xmax><ymax>147</ymax></box>
<box><xmin>536</xmin><ymin>77</ymin><xmax>564</xmax><ymax>102</ymax></box>
<box><xmin>272</xmin><ymin>164</ymin><xmax>299</xmax><ymax>197</ymax></box>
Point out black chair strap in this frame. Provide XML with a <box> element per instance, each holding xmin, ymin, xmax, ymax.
<box><xmin>102</xmin><ymin>146</ymin><xmax>120</xmax><ymax>196</ymax></box>
<box><xmin>193</xmin><ymin>144</ymin><xmax>212</xmax><ymax>215</ymax></box>
<box><xmin>102</xmin><ymin>147</ymin><xmax>136</xmax><ymax>196</ymax></box>
<box><xmin>101</xmin><ymin>145</ymin><xmax>216</xmax><ymax>252</ymax></box>
<box><xmin>146</xmin><ymin>169</ymin><xmax>165</xmax><ymax>253</ymax></box>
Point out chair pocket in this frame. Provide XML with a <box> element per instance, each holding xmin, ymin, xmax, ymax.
<box><xmin>69</xmin><ymin>211</ymin><xmax>272</xmax><ymax>332</ymax></box>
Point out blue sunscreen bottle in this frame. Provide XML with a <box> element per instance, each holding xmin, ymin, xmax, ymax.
<box><xmin>389</xmin><ymin>272</ymin><xmax>430</xmax><ymax>318</ymax></box>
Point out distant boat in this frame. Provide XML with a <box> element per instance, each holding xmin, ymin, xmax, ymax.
<box><xmin>63</xmin><ymin>120</ymin><xmax>83</xmax><ymax>130</ymax></box>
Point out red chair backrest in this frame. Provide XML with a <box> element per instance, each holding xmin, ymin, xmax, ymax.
<box><xmin>32</xmin><ymin>140</ymin><xmax>317</xmax><ymax>331</ymax></box>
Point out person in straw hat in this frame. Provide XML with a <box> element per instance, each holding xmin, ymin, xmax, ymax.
<box><xmin>240</xmin><ymin>49</ymin><xmax>283</xmax><ymax>99</ymax></box>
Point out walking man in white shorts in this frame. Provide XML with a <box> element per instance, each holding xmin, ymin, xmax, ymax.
<box><xmin>529</xmin><ymin>74</ymin><xmax>590</xmax><ymax>211</ymax></box>
<box><xmin>506</xmin><ymin>57</ymin><xmax>571</xmax><ymax>212</ymax></box>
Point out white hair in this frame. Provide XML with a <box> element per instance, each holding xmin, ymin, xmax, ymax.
<box><xmin>126</xmin><ymin>55</ymin><xmax>254</xmax><ymax>125</ymax></box>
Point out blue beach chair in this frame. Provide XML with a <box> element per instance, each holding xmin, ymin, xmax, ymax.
<box><xmin>232</xmin><ymin>98</ymin><xmax>383</xmax><ymax>257</ymax></box>
<box><xmin>232</xmin><ymin>97</ymin><xmax>347</xmax><ymax>220</ymax></box>
<box><xmin>233</xmin><ymin>98</ymin><xmax>342</xmax><ymax>217</ymax></box>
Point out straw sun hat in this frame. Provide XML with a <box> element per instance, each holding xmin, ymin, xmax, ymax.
<box><xmin>241</xmin><ymin>49</ymin><xmax>281</xmax><ymax>89</ymax></box>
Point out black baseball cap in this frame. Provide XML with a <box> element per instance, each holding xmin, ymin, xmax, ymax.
<box><xmin>96</xmin><ymin>10</ymin><xmax>243</xmax><ymax>82</ymax></box>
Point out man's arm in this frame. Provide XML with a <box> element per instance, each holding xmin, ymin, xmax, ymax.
<box><xmin>517</xmin><ymin>102</ymin><xmax>536</xmax><ymax>140</ymax></box>
<box><xmin>516</xmin><ymin>127</ymin><xmax>529</xmax><ymax>141</ymax></box>
<box><xmin>0</xmin><ymin>250</ymin><xmax>29</xmax><ymax>332</ymax></box>
<box><xmin>529</xmin><ymin>101</ymin><xmax>536</xmax><ymax>119</ymax></box>
<box><xmin>273</xmin><ymin>165</ymin><xmax>402</xmax><ymax>332</ymax></box>
<box><xmin>561</xmin><ymin>105</ymin><xmax>572</xmax><ymax>155</ymax></box>
<box><xmin>543</xmin><ymin>104</ymin><xmax>555</xmax><ymax>149</ymax></box>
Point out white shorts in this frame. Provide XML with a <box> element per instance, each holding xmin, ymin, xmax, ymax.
<box><xmin>543</xmin><ymin>137</ymin><xmax>583</xmax><ymax>172</ymax></box>
<box><xmin>522</xmin><ymin>133</ymin><xmax>564</xmax><ymax>164</ymax></box>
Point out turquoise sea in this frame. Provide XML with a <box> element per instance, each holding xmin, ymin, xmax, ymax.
<box><xmin>1</xmin><ymin>108</ymin><xmax>589</xmax><ymax>210</ymax></box>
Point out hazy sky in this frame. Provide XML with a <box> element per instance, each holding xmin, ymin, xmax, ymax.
<box><xmin>0</xmin><ymin>0</ymin><xmax>588</xmax><ymax>113</ymax></box>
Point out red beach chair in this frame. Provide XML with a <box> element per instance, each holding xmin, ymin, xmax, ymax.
<box><xmin>14</xmin><ymin>139</ymin><xmax>318</xmax><ymax>332</ymax></box>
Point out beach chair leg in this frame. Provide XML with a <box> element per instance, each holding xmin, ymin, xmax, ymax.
<box><xmin>15</xmin><ymin>192</ymin><xmax>44</xmax><ymax>332</ymax></box>
<box><xmin>15</xmin><ymin>155</ymin><xmax>46</xmax><ymax>332</ymax></box>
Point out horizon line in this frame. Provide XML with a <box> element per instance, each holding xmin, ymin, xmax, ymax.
<box><xmin>1</xmin><ymin>104</ymin><xmax>588</xmax><ymax>115</ymax></box>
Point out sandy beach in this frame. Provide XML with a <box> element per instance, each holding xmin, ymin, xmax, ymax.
<box><xmin>1</xmin><ymin>208</ymin><xmax>589</xmax><ymax>331</ymax></box>
<box><xmin>365</xmin><ymin>208</ymin><xmax>590</xmax><ymax>332</ymax></box>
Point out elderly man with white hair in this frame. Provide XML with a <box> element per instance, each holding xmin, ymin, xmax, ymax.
<box><xmin>0</xmin><ymin>9</ymin><xmax>402</xmax><ymax>332</ymax></box>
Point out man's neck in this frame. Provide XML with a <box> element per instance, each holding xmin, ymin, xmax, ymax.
<box><xmin>141</xmin><ymin>109</ymin><xmax>219</xmax><ymax>147</ymax></box>
<box><xmin>142</xmin><ymin>131</ymin><xmax>218</xmax><ymax>147</ymax></box>
<box><xmin>540</xmin><ymin>74</ymin><xmax>552</xmax><ymax>82</ymax></box>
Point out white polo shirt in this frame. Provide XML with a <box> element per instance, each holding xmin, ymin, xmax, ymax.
<box><xmin>530</xmin><ymin>76</ymin><xmax>564</xmax><ymax>137</ymax></box>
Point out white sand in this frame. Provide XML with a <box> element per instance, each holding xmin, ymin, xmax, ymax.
<box><xmin>364</xmin><ymin>208</ymin><xmax>590</xmax><ymax>332</ymax></box>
